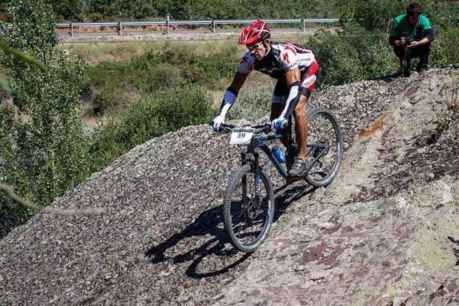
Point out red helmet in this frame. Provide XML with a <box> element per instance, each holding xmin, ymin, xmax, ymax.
<box><xmin>239</xmin><ymin>19</ymin><xmax>271</xmax><ymax>45</ymax></box>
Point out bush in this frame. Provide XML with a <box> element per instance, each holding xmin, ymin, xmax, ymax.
<box><xmin>230</xmin><ymin>84</ymin><xmax>272</xmax><ymax>121</ymax></box>
<box><xmin>134</xmin><ymin>62</ymin><xmax>184</xmax><ymax>93</ymax></box>
<box><xmin>86</xmin><ymin>44</ymin><xmax>239</xmax><ymax>115</ymax></box>
<box><xmin>306</xmin><ymin>25</ymin><xmax>395</xmax><ymax>86</ymax></box>
<box><xmin>89</xmin><ymin>85</ymin><xmax>214</xmax><ymax>170</ymax></box>
<box><xmin>431</xmin><ymin>27</ymin><xmax>459</xmax><ymax>66</ymax></box>
<box><xmin>340</xmin><ymin>0</ymin><xmax>404</xmax><ymax>32</ymax></box>
<box><xmin>86</xmin><ymin>62</ymin><xmax>131</xmax><ymax>114</ymax></box>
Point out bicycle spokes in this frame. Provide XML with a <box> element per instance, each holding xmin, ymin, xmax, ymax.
<box><xmin>305</xmin><ymin>109</ymin><xmax>344</xmax><ymax>187</ymax></box>
<box><xmin>308</xmin><ymin>122</ymin><xmax>337</xmax><ymax>178</ymax></box>
<box><xmin>229</xmin><ymin>171</ymin><xmax>271</xmax><ymax>245</ymax></box>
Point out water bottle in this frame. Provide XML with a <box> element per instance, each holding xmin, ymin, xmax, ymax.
<box><xmin>272</xmin><ymin>143</ymin><xmax>287</xmax><ymax>173</ymax></box>
<box><xmin>272</xmin><ymin>145</ymin><xmax>285</xmax><ymax>164</ymax></box>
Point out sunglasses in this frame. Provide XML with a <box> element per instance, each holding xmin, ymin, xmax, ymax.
<box><xmin>247</xmin><ymin>42</ymin><xmax>263</xmax><ymax>51</ymax></box>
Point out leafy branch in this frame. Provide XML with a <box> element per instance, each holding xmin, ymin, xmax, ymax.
<box><xmin>0</xmin><ymin>38</ymin><xmax>45</xmax><ymax>71</ymax></box>
<box><xmin>0</xmin><ymin>183</ymin><xmax>105</xmax><ymax>216</ymax></box>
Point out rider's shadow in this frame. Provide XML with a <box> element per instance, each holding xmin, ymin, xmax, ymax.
<box><xmin>273</xmin><ymin>182</ymin><xmax>317</xmax><ymax>222</ymax></box>
<box><xmin>144</xmin><ymin>205</ymin><xmax>251</xmax><ymax>279</ymax></box>
<box><xmin>144</xmin><ymin>182</ymin><xmax>317</xmax><ymax>279</ymax></box>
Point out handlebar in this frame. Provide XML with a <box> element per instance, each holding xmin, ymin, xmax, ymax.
<box><xmin>209</xmin><ymin>121</ymin><xmax>273</xmax><ymax>134</ymax></box>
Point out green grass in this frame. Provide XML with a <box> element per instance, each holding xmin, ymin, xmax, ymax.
<box><xmin>82</xmin><ymin>42</ymin><xmax>241</xmax><ymax>117</ymax></box>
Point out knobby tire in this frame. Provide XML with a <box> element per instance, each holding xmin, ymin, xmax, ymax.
<box><xmin>223</xmin><ymin>164</ymin><xmax>275</xmax><ymax>253</ymax></box>
<box><xmin>305</xmin><ymin>109</ymin><xmax>344</xmax><ymax>187</ymax></box>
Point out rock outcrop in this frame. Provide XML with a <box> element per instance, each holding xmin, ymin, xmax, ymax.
<box><xmin>1</xmin><ymin>69</ymin><xmax>458</xmax><ymax>305</ymax></box>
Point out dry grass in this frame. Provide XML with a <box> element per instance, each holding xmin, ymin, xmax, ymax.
<box><xmin>59</xmin><ymin>32</ymin><xmax>310</xmax><ymax>64</ymax></box>
<box><xmin>60</xmin><ymin>40</ymin><xmax>246</xmax><ymax>64</ymax></box>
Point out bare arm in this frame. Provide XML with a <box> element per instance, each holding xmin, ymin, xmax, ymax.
<box><xmin>408</xmin><ymin>36</ymin><xmax>430</xmax><ymax>48</ymax></box>
<box><xmin>216</xmin><ymin>72</ymin><xmax>250</xmax><ymax>118</ymax></box>
<box><xmin>279</xmin><ymin>67</ymin><xmax>301</xmax><ymax>118</ymax></box>
<box><xmin>228</xmin><ymin>72</ymin><xmax>249</xmax><ymax>94</ymax></box>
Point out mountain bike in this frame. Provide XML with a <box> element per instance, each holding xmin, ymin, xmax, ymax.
<box><xmin>214</xmin><ymin>108</ymin><xmax>343</xmax><ymax>252</ymax></box>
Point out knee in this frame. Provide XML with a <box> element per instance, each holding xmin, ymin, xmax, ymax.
<box><xmin>294</xmin><ymin>96</ymin><xmax>308</xmax><ymax>115</ymax></box>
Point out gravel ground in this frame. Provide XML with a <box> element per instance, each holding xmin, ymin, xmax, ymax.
<box><xmin>0</xmin><ymin>68</ymin><xmax>458</xmax><ymax>305</ymax></box>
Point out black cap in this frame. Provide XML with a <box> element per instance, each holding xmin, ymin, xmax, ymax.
<box><xmin>407</xmin><ymin>3</ymin><xmax>422</xmax><ymax>16</ymax></box>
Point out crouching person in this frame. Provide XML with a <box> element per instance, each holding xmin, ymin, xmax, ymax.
<box><xmin>389</xmin><ymin>2</ymin><xmax>434</xmax><ymax>76</ymax></box>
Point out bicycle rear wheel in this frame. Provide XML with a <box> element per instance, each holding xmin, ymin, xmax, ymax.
<box><xmin>305</xmin><ymin>109</ymin><xmax>344</xmax><ymax>187</ymax></box>
<box><xmin>223</xmin><ymin>164</ymin><xmax>274</xmax><ymax>253</ymax></box>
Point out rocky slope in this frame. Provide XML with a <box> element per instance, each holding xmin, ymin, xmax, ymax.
<box><xmin>1</xmin><ymin>68</ymin><xmax>458</xmax><ymax>305</ymax></box>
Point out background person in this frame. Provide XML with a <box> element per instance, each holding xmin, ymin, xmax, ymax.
<box><xmin>389</xmin><ymin>2</ymin><xmax>434</xmax><ymax>74</ymax></box>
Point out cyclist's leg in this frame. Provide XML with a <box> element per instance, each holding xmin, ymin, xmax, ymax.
<box><xmin>271</xmin><ymin>77</ymin><xmax>290</xmax><ymax>147</ymax></box>
<box><xmin>288</xmin><ymin>62</ymin><xmax>318</xmax><ymax>177</ymax></box>
<box><xmin>294</xmin><ymin>94</ymin><xmax>308</xmax><ymax>159</ymax></box>
<box><xmin>295</xmin><ymin>62</ymin><xmax>319</xmax><ymax>159</ymax></box>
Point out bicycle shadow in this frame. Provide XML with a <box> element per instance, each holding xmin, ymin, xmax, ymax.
<box><xmin>144</xmin><ymin>205</ymin><xmax>251</xmax><ymax>279</ymax></box>
<box><xmin>273</xmin><ymin>181</ymin><xmax>318</xmax><ymax>222</ymax></box>
<box><xmin>144</xmin><ymin>182</ymin><xmax>317</xmax><ymax>279</ymax></box>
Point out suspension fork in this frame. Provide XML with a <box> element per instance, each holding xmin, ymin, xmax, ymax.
<box><xmin>240</xmin><ymin>151</ymin><xmax>248</xmax><ymax>204</ymax></box>
<box><xmin>240</xmin><ymin>149</ymin><xmax>261</xmax><ymax>219</ymax></box>
<box><xmin>242</xmin><ymin>147</ymin><xmax>263</xmax><ymax>191</ymax></box>
<box><xmin>240</xmin><ymin>149</ymin><xmax>260</xmax><ymax>197</ymax></box>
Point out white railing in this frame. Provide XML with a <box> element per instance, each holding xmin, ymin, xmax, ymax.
<box><xmin>55</xmin><ymin>17</ymin><xmax>340</xmax><ymax>37</ymax></box>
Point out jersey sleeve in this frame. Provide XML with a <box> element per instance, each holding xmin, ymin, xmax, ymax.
<box><xmin>389</xmin><ymin>18</ymin><xmax>400</xmax><ymax>38</ymax></box>
<box><xmin>420</xmin><ymin>15</ymin><xmax>432</xmax><ymax>30</ymax></box>
<box><xmin>279</xmin><ymin>47</ymin><xmax>299</xmax><ymax>71</ymax></box>
<box><xmin>237</xmin><ymin>52</ymin><xmax>254</xmax><ymax>74</ymax></box>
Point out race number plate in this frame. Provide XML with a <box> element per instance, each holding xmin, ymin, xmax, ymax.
<box><xmin>230</xmin><ymin>129</ymin><xmax>254</xmax><ymax>145</ymax></box>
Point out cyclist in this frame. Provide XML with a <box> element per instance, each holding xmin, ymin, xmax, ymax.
<box><xmin>389</xmin><ymin>2</ymin><xmax>434</xmax><ymax>74</ymax></box>
<box><xmin>211</xmin><ymin>19</ymin><xmax>319</xmax><ymax>177</ymax></box>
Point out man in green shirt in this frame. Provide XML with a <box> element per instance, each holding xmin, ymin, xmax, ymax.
<box><xmin>389</xmin><ymin>2</ymin><xmax>434</xmax><ymax>75</ymax></box>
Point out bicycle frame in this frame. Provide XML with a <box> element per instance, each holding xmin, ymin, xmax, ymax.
<box><xmin>238</xmin><ymin>129</ymin><xmax>330</xmax><ymax>180</ymax></box>
<box><xmin>219</xmin><ymin>119</ymin><xmax>331</xmax><ymax>182</ymax></box>
<box><xmin>240</xmin><ymin>133</ymin><xmax>289</xmax><ymax>179</ymax></box>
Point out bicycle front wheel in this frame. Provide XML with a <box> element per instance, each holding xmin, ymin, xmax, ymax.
<box><xmin>223</xmin><ymin>164</ymin><xmax>275</xmax><ymax>253</ymax></box>
<box><xmin>305</xmin><ymin>109</ymin><xmax>344</xmax><ymax>187</ymax></box>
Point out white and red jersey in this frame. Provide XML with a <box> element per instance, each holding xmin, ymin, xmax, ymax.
<box><xmin>237</xmin><ymin>42</ymin><xmax>317</xmax><ymax>78</ymax></box>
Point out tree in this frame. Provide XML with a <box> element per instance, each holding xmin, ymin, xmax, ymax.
<box><xmin>0</xmin><ymin>0</ymin><xmax>89</xmax><ymax>210</ymax></box>
<box><xmin>51</xmin><ymin>0</ymin><xmax>83</xmax><ymax>21</ymax></box>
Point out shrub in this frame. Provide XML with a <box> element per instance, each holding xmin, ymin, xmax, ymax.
<box><xmin>86</xmin><ymin>44</ymin><xmax>239</xmax><ymax>115</ymax></box>
<box><xmin>89</xmin><ymin>85</ymin><xmax>213</xmax><ymax>170</ymax></box>
<box><xmin>86</xmin><ymin>62</ymin><xmax>131</xmax><ymax>114</ymax></box>
<box><xmin>431</xmin><ymin>27</ymin><xmax>459</xmax><ymax>66</ymax></box>
<box><xmin>340</xmin><ymin>0</ymin><xmax>405</xmax><ymax>32</ymax></box>
<box><xmin>134</xmin><ymin>62</ymin><xmax>184</xmax><ymax>93</ymax></box>
<box><xmin>306</xmin><ymin>25</ymin><xmax>395</xmax><ymax>86</ymax></box>
<box><xmin>230</xmin><ymin>84</ymin><xmax>272</xmax><ymax>121</ymax></box>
